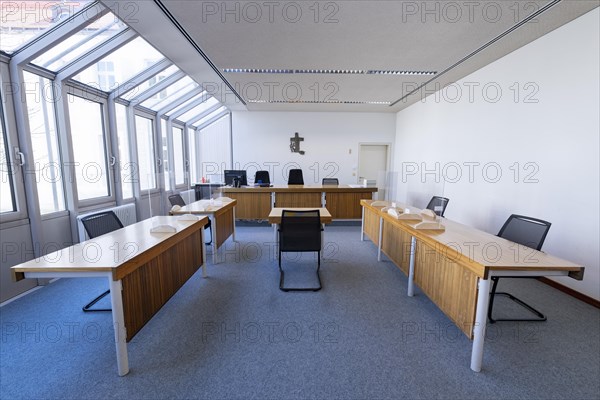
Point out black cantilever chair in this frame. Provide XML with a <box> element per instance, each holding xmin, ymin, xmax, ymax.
<box><xmin>255</xmin><ymin>170</ymin><xmax>270</xmax><ymax>185</ymax></box>
<box><xmin>80</xmin><ymin>211</ymin><xmax>124</xmax><ymax>312</ymax></box>
<box><xmin>488</xmin><ymin>214</ymin><xmax>552</xmax><ymax>323</ymax></box>
<box><xmin>288</xmin><ymin>169</ymin><xmax>304</xmax><ymax>185</ymax></box>
<box><xmin>169</xmin><ymin>193</ymin><xmax>212</xmax><ymax>245</ymax></box>
<box><xmin>322</xmin><ymin>178</ymin><xmax>339</xmax><ymax>185</ymax></box>
<box><xmin>426</xmin><ymin>196</ymin><xmax>449</xmax><ymax>217</ymax></box>
<box><xmin>278</xmin><ymin>210</ymin><xmax>323</xmax><ymax>292</ymax></box>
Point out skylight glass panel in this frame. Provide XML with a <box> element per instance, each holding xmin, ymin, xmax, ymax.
<box><xmin>119</xmin><ymin>65</ymin><xmax>179</xmax><ymax>100</ymax></box>
<box><xmin>30</xmin><ymin>11</ymin><xmax>126</xmax><ymax>71</ymax></box>
<box><xmin>140</xmin><ymin>76</ymin><xmax>197</xmax><ymax>110</ymax></box>
<box><xmin>0</xmin><ymin>0</ymin><xmax>93</xmax><ymax>53</ymax></box>
<box><xmin>178</xmin><ymin>98</ymin><xmax>220</xmax><ymax>122</ymax></box>
<box><xmin>71</xmin><ymin>36</ymin><xmax>165</xmax><ymax>92</ymax></box>
<box><xmin>191</xmin><ymin>106</ymin><xmax>227</xmax><ymax>127</ymax></box>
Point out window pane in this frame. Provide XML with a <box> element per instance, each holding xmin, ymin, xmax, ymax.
<box><xmin>115</xmin><ymin>103</ymin><xmax>133</xmax><ymax>199</ymax></box>
<box><xmin>119</xmin><ymin>65</ymin><xmax>179</xmax><ymax>101</ymax></box>
<box><xmin>68</xmin><ymin>94</ymin><xmax>110</xmax><ymax>201</ymax></box>
<box><xmin>192</xmin><ymin>106</ymin><xmax>227</xmax><ymax>127</ymax></box>
<box><xmin>135</xmin><ymin>115</ymin><xmax>156</xmax><ymax>191</ymax></box>
<box><xmin>0</xmin><ymin>105</ymin><xmax>16</xmax><ymax>213</ymax></box>
<box><xmin>72</xmin><ymin>37</ymin><xmax>165</xmax><ymax>92</ymax></box>
<box><xmin>31</xmin><ymin>12</ymin><xmax>126</xmax><ymax>71</ymax></box>
<box><xmin>164</xmin><ymin>92</ymin><xmax>207</xmax><ymax>117</ymax></box>
<box><xmin>173</xmin><ymin>127</ymin><xmax>184</xmax><ymax>186</ymax></box>
<box><xmin>178</xmin><ymin>97</ymin><xmax>220</xmax><ymax>123</ymax></box>
<box><xmin>188</xmin><ymin>128</ymin><xmax>197</xmax><ymax>184</ymax></box>
<box><xmin>140</xmin><ymin>76</ymin><xmax>196</xmax><ymax>110</ymax></box>
<box><xmin>23</xmin><ymin>71</ymin><xmax>65</xmax><ymax>214</ymax></box>
<box><xmin>161</xmin><ymin>118</ymin><xmax>170</xmax><ymax>191</ymax></box>
<box><xmin>0</xmin><ymin>0</ymin><xmax>93</xmax><ymax>54</ymax></box>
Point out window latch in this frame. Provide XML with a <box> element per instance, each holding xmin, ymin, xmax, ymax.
<box><xmin>109</xmin><ymin>156</ymin><xmax>116</xmax><ymax>166</ymax></box>
<box><xmin>14</xmin><ymin>147</ymin><xmax>25</xmax><ymax>166</ymax></box>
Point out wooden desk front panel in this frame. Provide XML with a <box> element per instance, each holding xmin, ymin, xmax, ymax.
<box><xmin>215</xmin><ymin>207</ymin><xmax>235</xmax><ymax>248</ymax></box>
<box><xmin>228</xmin><ymin>192</ymin><xmax>271</xmax><ymax>219</ymax></box>
<box><xmin>121</xmin><ymin>229</ymin><xmax>203</xmax><ymax>341</ymax></box>
<box><xmin>414</xmin><ymin>240</ymin><xmax>478</xmax><ymax>339</ymax></box>
<box><xmin>326</xmin><ymin>191</ymin><xmax>373</xmax><ymax>219</ymax></box>
<box><xmin>363</xmin><ymin>206</ymin><xmax>380</xmax><ymax>244</ymax></box>
<box><xmin>275</xmin><ymin>192</ymin><xmax>322</xmax><ymax>208</ymax></box>
<box><xmin>381</xmin><ymin>221</ymin><xmax>412</xmax><ymax>275</ymax></box>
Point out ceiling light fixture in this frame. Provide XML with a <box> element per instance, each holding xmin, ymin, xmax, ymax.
<box><xmin>223</xmin><ymin>68</ymin><xmax>437</xmax><ymax>76</ymax></box>
<box><xmin>247</xmin><ymin>99</ymin><xmax>391</xmax><ymax>105</ymax></box>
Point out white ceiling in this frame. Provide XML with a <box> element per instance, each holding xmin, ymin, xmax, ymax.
<box><xmin>102</xmin><ymin>0</ymin><xmax>599</xmax><ymax>112</ymax></box>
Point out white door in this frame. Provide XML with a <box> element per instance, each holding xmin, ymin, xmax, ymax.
<box><xmin>358</xmin><ymin>144</ymin><xmax>389</xmax><ymax>199</ymax></box>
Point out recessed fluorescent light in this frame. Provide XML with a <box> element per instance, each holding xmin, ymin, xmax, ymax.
<box><xmin>223</xmin><ymin>68</ymin><xmax>437</xmax><ymax>76</ymax></box>
<box><xmin>247</xmin><ymin>100</ymin><xmax>391</xmax><ymax>105</ymax></box>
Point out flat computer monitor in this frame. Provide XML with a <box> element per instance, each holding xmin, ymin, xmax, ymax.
<box><xmin>224</xmin><ymin>170</ymin><xmax>247</xmax><ymax>186</ymax></box>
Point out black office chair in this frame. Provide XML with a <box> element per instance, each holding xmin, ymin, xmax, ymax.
<box><xmin>278</xmin><ymin>210</ymin><xmax>323</xmax><ymax>292</ymax></box>
<box><xmin>488</xmin><ymin>214</ymin><xmax>551</xmax><ymax>323</ymax></box>
<box><xmin>169</xmin><ymin>193</ymin><xmax>212</xmax><ymax>245</ymax></box>
<box><xmin>255</xmin><ymin>170</ymin><xmax>270</xmax><ymax>185</ymax></box>
<box><xmin>322</xmin><ymin>178</ymin><xmax>339</xmax><ymax>185</ymax></box>
<box><xmin>288</xmin><ymin>169</ymin><xmax>304</xmax><ymax>185</ymax></box>
<box><xmin>426</xmin><ymin>196</ymin><xmax>449</xmax><ymax>217</ymax></box>
<box><xmin>80</xmin><ymin>211</ymin><xmax>124</xmax><ymax>312</ymax></box>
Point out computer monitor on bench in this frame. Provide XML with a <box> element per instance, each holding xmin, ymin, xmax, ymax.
<box><xmin>224</xmin><ymin>170</ymin><xmax>247</xmax><ymax>186</ymax></box>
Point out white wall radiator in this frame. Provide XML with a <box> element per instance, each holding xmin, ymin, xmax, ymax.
<box><xmin>76</xmin><ymin>203</ymin><xmax>137</xmax><ymax>242</ymax></box>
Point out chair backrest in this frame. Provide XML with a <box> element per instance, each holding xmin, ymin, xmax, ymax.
<box><xmin>279</xmin><ymin>210</ymin><xmax>321</xmax><ymax>252</ymax></box>
<box><xmin>426</xmin><ymin>196</ymin><xmax>449</xmax><ymax>217</ymax></box>
<box><xmin>80</xmin><ymin>211</ymin><xmax>124</xmax><ymax>239</ymax></box>
<box><xmin>168</xmin><ymin>194</ymin><xmax>186</xmax><ymax>207</ymax></box>
<box><xmin>497</xmin><ymin>214</ymin><xmax>551</xmax><ymax>251</ymax></box>
<box><xmin>288</xmin><ymin>169</ymin><xmax>304</xmax><ymax>185</ymax></box>
<box><xmin>255</xmin><ymin>170</ymin><xmax>270</xmax><ymax>184</ymax></box>
<box><xmin>322</xmin><ymin>178</ymin><xmax>339</xmax><ymax>185</ymax></box>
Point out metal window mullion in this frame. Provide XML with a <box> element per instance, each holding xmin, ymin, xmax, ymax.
<box><xmin>38</xmin><ymin>76</ymin><xmax>60</xmax><ymax>211</ymax></box>
<box><xmin>187</xmin><ymin>104</ymin><xmax>223</xmax><ymax>128</ymax></box>
<box><xmin>110</xmin><ymin>59</ymin><xmax>172</xmax><ymax>100</ymax></box>
<box><xmin>56</xmin><ymin>29</ymin><xmax>138</xmax><ymax>82</ymax></box>
<box><xmin>129</xmin><ymin>71</ymin><xmax>185</xmax><ymax>105</ymax></box>
<box><xmin>106</xmin><ymin>97</ymin><xmax>123</xmax><ymax>204</ymax></box>
<box><xmin>126</xmin><ymin>106</ymin><xmax>142</xmax><ymax>221</ymax></box>
<box><xmin>194</xmin><ymin>111</ymin><xmax>230</xmax><ymax>132</ymax></box>
<box><xmin>157</xmin><ymin>88</ymin><xmax>205</xmax><ymax>117</ymax></box>
<box><xmin>167</xmin><ymin>92</ymin><xmax>209</xmax><ymax>120</ymax></box>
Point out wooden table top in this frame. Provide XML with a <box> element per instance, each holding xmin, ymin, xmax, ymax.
<box><xmin>12</xmin><ymin>216</ymin><xmax>208</xmax><ymax>280</ymax></box>
<box><xmin>360</xmin><ymin>200</ymin><xmax>583</xmax><ymax>279</ymax></box>
<box><xmin>221</xmin><ymin>185</ymin><xmax>378</xmax><ymax>193</ymax></box>
<box><xmin>170</xmin><ymin>198</ymin><xmax>237</xmax><ymax>216</ymax></box>
<box><xmin>268</xmin><ymin>208</ymin><xmax>333</xmax><ymax>224</ymax></box>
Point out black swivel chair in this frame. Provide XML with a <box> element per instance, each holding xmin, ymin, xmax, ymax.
<box><xmin>255</xmin><ymin>170</ymin><xmax>270</xmax><ymax>185</ymax></box>
<box><xmin>488</xmin><ymin>214</ymin><xmax>552</xmax><ymax>323</ymax></box>
<box><xmin>322</xmin><ymin>178</ymin><xmax>339</xmax><ymax>185</ymax></box>
<box><xmin>278</xmin><ymin>210</ymin><xmax>323</xmax><ymax>292</ymax></box>
<box><xmin>169</xmin><ymin>193</ymin><xmax>212</xmax><ymax>245</ymax></box>
<box><xmin>80</xmin><ymin>211</ymin><xmax>124</xmax><ymax>312</ymax></box>
<box><xmin>426</xmin><ymin>196</ymin><xmax>449</xmax><ymax>217</ymax></box>
<box><xmin>288</xmin><ymin>169</ymin><xmax>304</xmax><ymax>185</ymax></box>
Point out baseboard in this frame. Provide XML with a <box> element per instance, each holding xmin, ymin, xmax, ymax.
<box><xmin>539</xmin><ymin>278</ymin><xmax>600</xmax><ymax>308</ymax></box>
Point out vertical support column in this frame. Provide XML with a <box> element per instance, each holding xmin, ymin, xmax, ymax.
<box><xmin>471</xmin><ymin>278</ymin><xmax>491</xmax><ymax>372</ymax></box>
<box><xmin>360</xmin><ymin>206</ymin><xmax>365</xmax><ymax>241</ymax></box>
<box><xmin>377</xmin><ymin>216</ymin><xmax>384</xmax><ymax>261</ymax></box>
<box><xmin>408</xmin><ymin>236</ymin><xmax>416</xmax><ymax>297</ymax></box>
<box><xmin>109</xmin><ymin>278</ymin><xmax>129</xmax><ymax>376</ymax></box>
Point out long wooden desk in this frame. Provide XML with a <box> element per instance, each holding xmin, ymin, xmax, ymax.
<box><xmin>220</xmin><ymin>185</ymin><xmax>377</xmax><ymax>220</ymax></box>
<box><xmin>11</xmin><ymin>216</ymin><xmax>208</xmax><ymax>376</ymax></box>
<box><xmin>360</xmin><ymin>200</ymin><xmax>584</xmax><ymax>372</ymax></box>
<box><xmin>170</xmin><ymin>198</ymin><xmax>237</xmax><ymax>264</ymax></box>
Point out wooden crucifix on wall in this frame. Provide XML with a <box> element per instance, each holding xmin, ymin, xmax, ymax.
<box><xmin>290</xmin><ymin>132</ymin><xmax>305</xmax><ymax>155</ymax></box>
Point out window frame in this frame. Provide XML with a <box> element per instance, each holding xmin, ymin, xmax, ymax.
<box><xmin>133</xmin><ymin>110</ymin><xmax>160</xmax><ymax>195</ymax></box>
<box><xmin>172</xmin><ymin>123</ymin><xmax>187</xmax><ymax>190</ymax></box>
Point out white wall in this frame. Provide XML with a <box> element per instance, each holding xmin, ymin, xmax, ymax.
<box><xmin>231</xmin><ymin>111</ymin><xmax>396</xmax><ymax>185</ymax></box>
<box><xmin>393</xmin><ymin>9</ymin><xmax>600</xmax><ymax>300</ymax></box>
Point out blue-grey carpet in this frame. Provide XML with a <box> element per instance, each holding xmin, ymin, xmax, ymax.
<box><xmin>1</xmin><ymin>225</ymin><xmax>599</xmax><ymax>399</ymax></box>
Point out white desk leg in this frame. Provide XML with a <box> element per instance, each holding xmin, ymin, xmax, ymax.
<box><xmin>407</xmin><ymin>236</ymin><xmax>416</xmax><ymax>297</ymax></box>
<box><xmin>273</xmin><ymin>223</ymin><xmax>277</xmax><ymax>241</ymax></box>
<box><xmin>377</xmin><ymin>217</ymin><xmax>383</xmax><ymax>261</ymax></box>
<box><xmin>109</xmin><ymin>278</ymin><xmax>129</xmax><ymax>376</ymax></box>
<box><xmin>201</xmin><ymin>226</ymin><xmax>207</xmax><ymax>278</ymax></box>
<box><xmin>232</xmin><ymin>206</ymin><xmax>237</xmax><ymax>242</ymax></box>
<box><xmin>471</xmin><ymin>278</ymin><xmax>491</xmax><ymax>372</ymax></box>
<box><xmin>360</xmin><ymin>207</ymin><xmax>365</xmax><ymax>241</ymax></box>
<box><xmin>211</xmin><ymin>215</ymin><xmax>217</xmax><ymax>264</ymax></box>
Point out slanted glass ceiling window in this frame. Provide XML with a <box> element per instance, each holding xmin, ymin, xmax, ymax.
<box><xmin>140</xmin><ymin>76</ymin><xmax>197</xmax><ymax>110</ymax></box>
<box><xmin>119</xmin><ymin>65</ymin><xmax>179</xmax><ymax>101</ymax></box>
<box><xmin>191</xmin><ymin>106</ymin><xmax>227</xmax><ymax>128</ymax></box>
<box><xmin>30</xmin><ymin>11</ymin><xmax>126</xmax><ymax>72</ymax></box>
<box><xmin>0</xmin><ymin>0</ymin><xmax>93</xmax><ymax>54</ymax></box>
<box><xmin>135</xmin><ymin>115</ymin><xmax>156</xmax><ymax>191</ymax></box>
<box><xmin>164</xmin><ymin>91</ymin><xmax>207</xmax><ymax>117</ymax></box>
<box><xmin>115</xmin><ymin>103</ymin><xmax>133</xmax><ymax>199</ymax></box>
<box><xmin>0</xmin><ymin>102</ymin><xmax>16</xmax><ymax>213</ymax></box>
<box><xmin>23</xmin><ymin>71</ymin><xmax>65</xmax><ymax>214</ymax></box>
<box><xmin>178</xmin><ymin>97</ymin><xmax>220</xmax><ymax>124</ymax></box>
<box><xmin>72</xmin><ymin>36</ymin><xmax>164</xmax><ymax>92</ymax></box>
<box><xmin>67</xmin><ymin>94</ymin><xmax>110</xmax><ymax>201</ymax></box>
